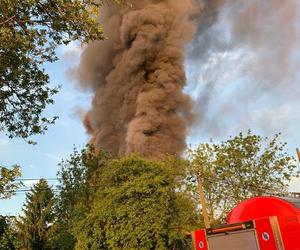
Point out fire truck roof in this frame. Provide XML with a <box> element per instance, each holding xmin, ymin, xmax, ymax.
<box><xmin>280</xmin><ymin>196</ymin><xmax>300</xmax><ymax>209</ymax></box>
<box><xmin>227</xmin><ymin>196</ymin><xmax>300</xmax><ymax>224</ymax></box>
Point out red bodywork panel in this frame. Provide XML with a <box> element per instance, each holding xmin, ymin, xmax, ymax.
<box><xmin>227</xmin><ymin>196</ymin><xmax>300</xmax><ymax>249</ymax></box>
<box><xmin>255</xmin><ymin>217</ymin><xmax>283</xmax><ymax>249</ymax></box>
<box><xmin>193</xmin><ymin>229</ymin><xmax>208</xmax><ymax>250</ymax></box>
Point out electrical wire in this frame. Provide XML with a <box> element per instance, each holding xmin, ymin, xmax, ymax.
<box><xmin>15</xmin><ymin>178</ymin><xmax>60</xmax><ymax>181</ymax></box>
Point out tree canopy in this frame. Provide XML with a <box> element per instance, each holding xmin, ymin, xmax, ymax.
<box><xmin>0</xmin><ymin>216</ymin><xmax>19</xmax><ymax>250</ymax></box>
<box><xmin>0</xmin><ymin>165</ymin><xmax>21</xmax><ymax>199</ymax></box>
<box><xmin>54</xmin><ymin>147</ymin><xmax>200</xmax><ymax>250</ymax></box>
<box><xmin>187</xmin><ymin>131</ymin><xmax>298</xmax><ymax>223</ymax></box>
<box><xmin>74</xmin><ymin>155</ymin><xmax>198</xmax><ymax>250</ymax></box>
<box><xmin>54</xmin><ymin>146</ymin><xmax>112</xmax><ymax>249</ymax></box>
<box><xmin>0</xmin><ymin>0</ymin><xmax>118</xmax><ymax>141</ymax></box>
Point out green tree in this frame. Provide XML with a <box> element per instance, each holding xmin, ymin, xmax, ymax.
<box><xmin>54</xmin><ymin>146</ymin><xmax>112</xmax><ymax>249</ymax></box>
<box><xmin>0</xmin><ymin>0</ymin><xmax>120</xmax><ymax>141</ymax></box>
<box><xmin>0</xmin><ymin>165</ymin><xmax>21</xmax><ymax>199</ymax></box>
<box><xmin>187</xmin><ymin>131</ymin><xmax>297</xmax><ymax>223</ymax></box>
<box><xmin>0</xmin><ymin>216</ymin><xmax>20</xmax><ymax>250</ymax></box>
<box><xmin>74</xmin><ymin>155</ymin><xmax>199</xmax><ymax>250</ymax></box>
<box><xmin>17</xmin><ymin>179</ymin><xmax>56</xmax><ymax>250</ymax></box>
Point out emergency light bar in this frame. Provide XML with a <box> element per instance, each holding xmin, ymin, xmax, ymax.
<box><xmin>206</xmin><ymin>221</ymin><xmax>253</xmax><ymax>235</ymax></box>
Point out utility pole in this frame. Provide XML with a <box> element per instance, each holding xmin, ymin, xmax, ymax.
<box><xmin>197</xmin><ymin>170</ymin><xmax>211</xmax><ymax>228</ymax></box>
<box><xmin>296</xmin><ymin>148</ymin><xmax>300</xmax><ymax>162</ymax></box>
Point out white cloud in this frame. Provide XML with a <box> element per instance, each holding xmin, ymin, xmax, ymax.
<box><xmin>0</xmin><ymin>138</ymin><xmax>9</xmax><ymax>146</ymax></box>
<box><xmin>58</xmin><ymin>41</ymin><xmax>83</xmax><ymax>60</ymax></box>
<box><xmin>289</xmin><ymin>176</ymin><xmax>300</xmax><ymax>192</ymax></box>
<box><xmin>44</xmin><ymin>153</ymin><xmax>61</xmax><ymax>163</ymax></box>
<box><xmin>22</xmin><ymin>180</ymin><xmax>40</xmax><ymax>187</ymax></box>
<box><xmin>28</xmin><ymin>164</ymin><xmax>35</xmax><ymax>169</ymax></box>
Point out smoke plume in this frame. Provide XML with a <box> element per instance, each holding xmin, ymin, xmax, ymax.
<box><xmin>74</xmin><ymin>0</ymin><xmax>300</xmax><ymax>156</ymax></box>
<box><xmin>76</xmin><ymin>1</ymin><xmax>199</xmax><ymax>157</ymax></box>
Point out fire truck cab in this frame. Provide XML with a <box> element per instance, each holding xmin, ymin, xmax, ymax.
<box><xmin>193</xmin><ymin>196</ymin><xmax>300</xmax><ymax>250</ymax></box>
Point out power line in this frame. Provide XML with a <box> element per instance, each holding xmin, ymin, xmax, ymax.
<box><xmin>15</xmin><ymin>178</ymin><xmax>60</xmax><ymax>181</ymax></box>
<box><xmin>15</xmin><ymin>189</ymin><xmax>59</xmax><ymax>192</ymax></box>
<box><xmin>2</xmin><ymin>188</ymin><xmax>59</xmax><ymax>193</ymax></box>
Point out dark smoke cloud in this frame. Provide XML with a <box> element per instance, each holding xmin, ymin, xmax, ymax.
<box><xmin>75</xmin><ymin>0</ymin><xmax>200</xmax><ymax>157</ymax></box>
<box><xmin>74</xmin><ymin>0</ymin><xmax>300</xmax><ymax>156</ymax></box>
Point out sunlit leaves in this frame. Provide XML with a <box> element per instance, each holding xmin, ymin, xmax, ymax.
<box><xmin>55</xmin><ymin>147</ymin><xmax>199</xmax><ymax>250</ymax></box>
<box><xmin>187</xmin><ymin>131</ymin><xmax>298</xmax><ymax>222</ymax></box>
<box><xmin>0</xmin><ymin>165</ymin><xmax>21</xmax><ymax>199</ymax></box>
<box><xmin>0</xmin><ymin>0</ymin><xmax>110</xmax><ymax>140</ymax></box>
<box><xmin>0</xmin><ymin>216</ymin><xmax>20</xmax><ymax>249</ymax></box>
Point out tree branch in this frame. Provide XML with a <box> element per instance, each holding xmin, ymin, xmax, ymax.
<box><xmin>0</xmin><ymin>15</ymin><xmax>16</xmax><ymax>27</ymax></box>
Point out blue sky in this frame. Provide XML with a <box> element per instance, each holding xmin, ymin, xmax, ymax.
<box><xmin>1</xmin><ymin>1</ymin><xmax>300</xmax><ymax>215</ymax></box>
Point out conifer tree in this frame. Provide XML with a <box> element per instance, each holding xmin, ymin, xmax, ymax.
<box><xmin>17</xmin><ymin>179</ymin><xmax>56</xmax><ymax>250</ymax></box>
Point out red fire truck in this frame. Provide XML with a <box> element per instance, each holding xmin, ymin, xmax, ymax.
<box><xmin>193</xmin><ymin>196</ymin><xmax>300</xmax><ymax>250</ymax></box>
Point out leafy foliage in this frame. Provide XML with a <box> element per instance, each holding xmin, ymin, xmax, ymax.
<box><xmin>0</xmin><ymin>165</ymin><xmax>21</xmax><ymax>199</ymax></box>
<box><xmin>74</xmin><ymin>155</ymin><xmax>198</xmax><ymax>250</ymax></box>
<box><xmin>16</xmin><ymin>179</ymin><xmax>56</xmax><ymax>249</ymax></box>
<box><xmin>0</xmin><ymin>216</ymin><xmax>20</xmax><ymax>250</ymax></box>
<box><xmin>187</xmin><ymin>131</ymin><xmax>298</xmax><ymax>223</ymax></box>
<box><xmin>54</xmin><ymin>146</ymin><xmax>112</xmax><ymax>249</ymax></box>
<box><xmin>0</xmin><ymin>0</ymin><xmax>115</xmax><ymax>140</ymax></box>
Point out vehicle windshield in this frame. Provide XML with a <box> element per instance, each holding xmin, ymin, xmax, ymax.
<box><xmin>207</xmin><ymin>230</ymin><xmax>259</xmax><ymax>250</ymax></box>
